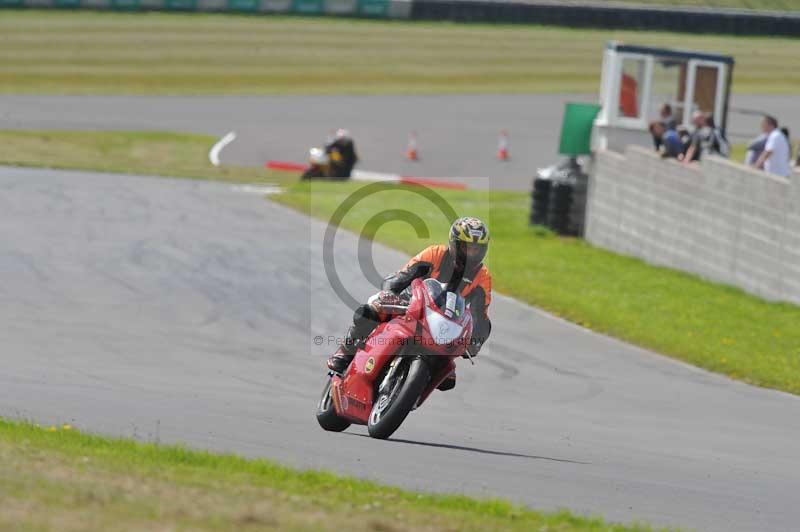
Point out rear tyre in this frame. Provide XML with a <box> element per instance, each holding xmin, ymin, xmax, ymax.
<box><xmin>367</xmin><ymin>357</ymin><xmax>430</xmax><ymax>440</ymax></box>
<box><xmin>316</xmin><ymin>378</ymin><xmax>351</xmax><ymax>432</ymax></box>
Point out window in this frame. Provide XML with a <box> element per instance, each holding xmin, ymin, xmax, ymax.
<box><xmin>618</xmin><ymin>57</ymin><xmax>646</xmax><ymax>119</ymax></box>
<box><xmin>649</xmin><ymin>56</ymin><xmax>687</xmax><ymax>125</ymax></box>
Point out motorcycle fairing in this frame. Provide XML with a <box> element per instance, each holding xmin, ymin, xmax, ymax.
<box><xmin>333</xmin><ymin>317</ymin><xmax>417</xmax><ymax>424</ymax></box>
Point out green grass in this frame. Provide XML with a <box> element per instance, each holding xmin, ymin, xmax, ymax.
<box><xmin>0</xmin><ymin>10</ymin><xmax>798</xmax><ymax>95</ymax></box>
<box><xmin>0</xmin><ymin>129</ymin><xmax>296</xmax><ymax>185</ymax></box>
<box><xmin>273</xmin><ymin>180</ymin><xmax>800</xmax><ymax>395</ymax></box>
<box><xmin>0</xmin><ymin>419</ymin><xmax>658</xmax><ymax>532</ymax></box>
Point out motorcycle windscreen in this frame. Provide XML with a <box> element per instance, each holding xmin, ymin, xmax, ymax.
<box><xmin>424</xmin><ymin>307</ymin><xmax>464</xmax><ymax>345</ymax></box>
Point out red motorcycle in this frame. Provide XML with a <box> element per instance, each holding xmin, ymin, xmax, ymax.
<box><xmin>317</xmin><ymin>278</ymin><xmax>474</xmax><ymax>439</ymax></box>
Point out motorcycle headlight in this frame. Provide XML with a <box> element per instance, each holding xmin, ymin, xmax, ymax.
<box><xmin>425</xmin><ymin>307</ymin><xmax>464</xmax><ymax>345</ymax></box>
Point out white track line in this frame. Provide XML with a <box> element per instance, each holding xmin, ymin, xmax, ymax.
<box><xmin>209</xmin><ymin>131</ymin><xmax>237</xmax><ymax>166</ymax></box>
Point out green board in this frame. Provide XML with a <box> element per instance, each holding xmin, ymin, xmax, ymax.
<box><xmin>559</xmin><ymin>102</ymin><xmax>601</xmax><ymax>156</ymax></box>
<box><xmin>0</xmin><ymin>0</ymin><xmax>24</xmax><ymax>6</ymax></box>
<box><xmin>358</xmin><ymin>0</ymin><xmax>388</xmax><ymax>16</ymax></box>
<box><xmin>54</xmin><ymin>0</ymin><xmax>80</xmax><ymax>6</ymax></box>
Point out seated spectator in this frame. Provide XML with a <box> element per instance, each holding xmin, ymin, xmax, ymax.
<box><xmin>682</xmin><ymin>111</ymin><xmax>708</xmax><ymax>164</ymax></box>
<box><xmin>658</xmin><ymin>103</ymin><xmax>678</xmax><ymax>131</ymax></box>
<box><xmin>649</xmin><ymin>121</ymin><xmax>683</xmax><ymax>159</ymax></box>
<box><xmin>753</xmin><ymin>115</ymin><xmax>791</xmax><ymax>177</ymax></box>
<box><xmin>325</xmin><ymin>128</ymin><xmax>358</xmax><ymax>180</ymax></box>
<box><xmin>651</xmin><ymin>103</ymin><xmax>678</xmax><ymax>151</ymax></box>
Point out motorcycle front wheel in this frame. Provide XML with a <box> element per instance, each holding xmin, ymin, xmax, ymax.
<box><xmin>367</xmin><ymin>357</ymin><xmax>430</xmax><ymax>440</ymax></box>
<box><xmin>316</xmin><ymin>377</ymin><xmax>351</xmax><ymax>432</ymax></box>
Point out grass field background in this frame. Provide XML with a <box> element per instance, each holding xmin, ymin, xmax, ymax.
<box><xmin>0</xmin><ymin>10</ymin><xmax>798</xmax><ymax>95</ymax></box>
<box><xmin>0</xmin><ymin>130</ymin><xmax>293</xmax><ymax>185</ymax></box>
<box><xmin>0</xmin><ymin>419</ymin><xmax>656</xmax><ymax>531</ymax></box>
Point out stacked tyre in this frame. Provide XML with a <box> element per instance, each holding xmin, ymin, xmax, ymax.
<box><xmin>528</xmin><ymin>157</ymin><xmax>588</xmax><ymax>237</ymax></box>
<box><xmin>529</xmin><ymin>178</ymin><xmax>551</xmax><ymax>226</ymax></box>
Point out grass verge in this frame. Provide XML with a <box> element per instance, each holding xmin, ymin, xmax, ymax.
<box><xmin>0</xmin><ymin>419</ymin><xmax>655</xmax><ymax>531</ymax></box>
<box><xmin>273</xmin><ymin>180</ymin><xmax>800</xmax><ymax>395</ymax></box>
<box><xmin>0</xmin><ymin>129</ymin><xmax>294</xmax><ymax>185</ymax></box>
<box><xmin>0</xmin><ymin>10</ymin><xmax>798</xmax><ymax>95</ymax></box>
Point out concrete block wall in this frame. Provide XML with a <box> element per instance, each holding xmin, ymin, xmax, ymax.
<box><xmin>585</xmin><ymin>145</ymin><xmax>800</xmax><ymax>305</ymax></box>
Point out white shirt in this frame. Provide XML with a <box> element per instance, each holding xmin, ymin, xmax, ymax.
<box><xmin>764</xmin><ymin>129</ymin><xmax>791</xmax><ymax>177</ymax></box>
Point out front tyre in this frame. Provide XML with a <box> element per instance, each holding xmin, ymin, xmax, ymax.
<box><xmin>367</xmin><ymin>357</ymin><xmax>430</xmax><ymax>440</ymax></box>
<box><xmin>316</xmin><ymin>377</ymin><xmax>351</xmax><ymax>432</ymax></box>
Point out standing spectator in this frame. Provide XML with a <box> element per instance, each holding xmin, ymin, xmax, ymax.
<box><xmin>780</xmin><ymin>128</ymin><xmax>792</xmax><ymax>166</ymax></box>
<box><xmin>753</xmin><ymin>115</ymin><xmax>791</xmax><ymax>177</ymax></box>
<box><xmin>704</xmin><ymin>115</ymin><xmax>730</xmax><ymax>158</ymax></box>
<box><xmin>745</xmin><ymin>133</ymin><xmax>767</xmax><ymax>166</ymax></box>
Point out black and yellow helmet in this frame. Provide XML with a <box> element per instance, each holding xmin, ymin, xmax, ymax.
<box><xmin>448</xmin><ymin>217</ymin><xmax>489</xmax><ymax>273</ymax></box>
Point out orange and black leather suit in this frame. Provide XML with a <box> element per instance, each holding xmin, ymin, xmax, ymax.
<box><xmin>345</xmin><ymin>244</ymin><xmax>492</xmax><ymax>356</ymax></box>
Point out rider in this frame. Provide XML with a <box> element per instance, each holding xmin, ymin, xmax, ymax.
<box><xmin>327</xmin><ymin>217</ymin><xmax>492</xmax><ymax>390</ymax></box>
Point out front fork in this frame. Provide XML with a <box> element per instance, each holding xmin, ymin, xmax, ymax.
<box><xmin>377</xmin><ymin>357</ymin><xmax>403</xmax><ymax>395</ymax></box>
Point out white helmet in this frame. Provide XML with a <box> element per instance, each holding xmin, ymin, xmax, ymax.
<box><xmin>309</xmin><ymin>147</ymin><xmax>328</xmax><ymax>165</ymax></box>
<box><xmin>335</xmin><ymin>128</ymin><xmax>351</xmax><ymax>140</ymax></box>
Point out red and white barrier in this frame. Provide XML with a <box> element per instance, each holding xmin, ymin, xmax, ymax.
<box><xmin>266</xmin><ymin>160</ymin><xmax>469</xmax><ymax>190</ymax></box>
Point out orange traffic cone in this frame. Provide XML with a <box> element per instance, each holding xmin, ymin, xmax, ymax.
<box><xmin>406</xmin><ymin>132</ymin><xmax>419</xmax><ymax>161</ymax></box>
<box><xmin>497</xmin><ymin>130</ymin><xmax>510</xmax><ymax>161</ymax></box>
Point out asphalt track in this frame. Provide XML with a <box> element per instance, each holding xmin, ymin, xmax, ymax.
<box><xmin>2</xmin><ymin>94</ymin><xmax>797</xmax><ymax>190</ymax></box>
<box><xmin>2</xmin><ymin>165</ymin><xmax>800</xmax><ymax>531</ymax></box>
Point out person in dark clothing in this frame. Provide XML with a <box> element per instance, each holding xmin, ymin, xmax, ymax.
<box><xmin>327</xmin><ymin>217</ymin><xmax>492</xmax><ymax>391</ymax></box>
<box><xmin>704</xmin><ymin>115</ymin><xmax>730</xmax><ymax>158</ymax></box>
<box><xmin>325</xmin><ymin>128</ymin><xmax>358</xmax><ymax>179</ymax></box>
<box><xmin>682</xmin><ymin>111</ymin><xmax>709</xmax><ymax>164</ymax></box>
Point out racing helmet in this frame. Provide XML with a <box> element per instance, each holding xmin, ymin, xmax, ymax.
<box><xmin>334</xmin><ymin>128</ymin><xmax>351</xmax><ymax>140</ymax></box>
<box><xmin>308</xmin><ymin>147</ymin><xmax>328</xmax><ymax>166</ymax></box>
<box><xmin>448</xmin><ymin>217</ymin><xmax>489</xmax><ymax>274</ymax></box>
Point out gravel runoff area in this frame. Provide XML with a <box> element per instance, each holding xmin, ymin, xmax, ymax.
<box><xmin>1</xmin><ymin>94</ymin><xmax>797</xmax><ymax>190</ymax></box>
<box><xmin>2</xmin><ymin>165</ymin><xmax>800</xmax><ymax>532</ymax></box>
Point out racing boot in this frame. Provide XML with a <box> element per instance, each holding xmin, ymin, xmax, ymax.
<box><xmin>326</xmin><ymin>325</ymin><xmax>360</xmax><ymax>374</ymax></box>
<box><xmin>326</xmin><ymin>345</ymin><xmax>355</xmax><ymax>374</ymax></box>
<box><xmin>437</xmin><ymin>370</ymin><xmax>456</xmax><ymax>391</ymax></box>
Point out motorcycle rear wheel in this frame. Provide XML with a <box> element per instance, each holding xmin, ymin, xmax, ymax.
<box><xmin>367</xmin><ymin>357</ymin><xmax>430</xmax><ymax>440</ymax></box>
<box><xmin>316</xmin><ymin>377</ymin><xmax>351</xmax><ymax>432</ymax></box>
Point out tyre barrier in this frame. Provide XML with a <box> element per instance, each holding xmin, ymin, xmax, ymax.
<box><xmin>529</xmin><ymin>157</ymin><xmax>589</xmax><ymax>237</ymax></box>
<box><xmin>410</xmin><ymin>0</ymin><xmax>800</xmax><ymax>37</ymax></box>
<box><xmin>4</xmin><ymin>0</ymin><xmax>798</xmax><ymax>35</ymax></box>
